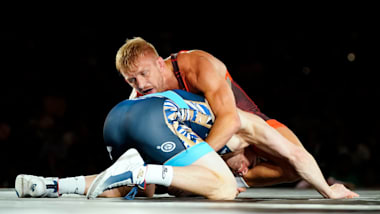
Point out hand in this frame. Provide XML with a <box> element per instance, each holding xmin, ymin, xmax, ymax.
<box><xmin>328</xmin><ymin>183</ymin><xmax>360</xmax><ymax>199</ymax></box>
<box><xmin>237</xmin><ymin>187</ymin><xmax>247</xmax><ymax>196</ymax></box>
<box><xmin>327</xmin><ymin>177</ymin><xmax>356</xmax><ymax>190</ymax></box>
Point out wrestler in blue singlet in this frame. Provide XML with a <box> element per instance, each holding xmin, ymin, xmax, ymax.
<box><xmin>103</xmin><ymin>89</ymin><xmax>223</xmax><ymax>167</ymax></box>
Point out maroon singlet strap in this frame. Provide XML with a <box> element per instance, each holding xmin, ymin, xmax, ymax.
<box><xmin>170</xmin><ymin>53</ymin><xmax>187</xmax><ymax>91</ymax></box>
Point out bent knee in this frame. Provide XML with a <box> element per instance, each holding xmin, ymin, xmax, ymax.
<box><xmin>207</xmin><ymin>187</ymin><xmax>237</xmax><ymax>200</ymax></box>
<box><xmin>207</xmin><ymin>176</ymin><xmax>237</xmax><ymax>200</ymax></box>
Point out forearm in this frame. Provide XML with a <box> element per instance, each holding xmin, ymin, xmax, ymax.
<box><xmin>257</xmin><ymin>123</ymin><xmax>333</xmax><ymax>197</ymax></box>
<box><xmin>289</xmin><ymin>148</ymin><xmax>333</xmax><ymax>198</ymax></box>
<box><xmin>273</xmin><ymin>125</ymin><xmax>334</xmax><ymax>197</ymax></box>
<box><xmin>205</xmin><ymin>113</ymin><xmax>240</xmax><ymax>152</ymax></box>
<box><xmin>265</xmin><ymin>127</ymin><xmax>335</xmax><ymax>197</ymax></box>
<box><xmin>238</xmin><ymin>111</ymin><xmax>333</xmax><ymax>197</ymax></box>
<box><xmin>260</xmin><ymin>128</ymin><xmax>333</xmax><ymax>197</ymax></box>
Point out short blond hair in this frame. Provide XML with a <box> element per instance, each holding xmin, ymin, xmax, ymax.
<box><xmin>115</xmin><ymin>37</ymin><xmax>159</xmax><ymax>72</ymax></box>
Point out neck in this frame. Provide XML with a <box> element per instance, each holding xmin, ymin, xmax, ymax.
<box><xmin>163</xmin><ymin>58</ymin><xmax>180</xmax><ymax>90</ymax></box>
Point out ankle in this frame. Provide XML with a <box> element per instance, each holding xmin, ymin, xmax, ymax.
<box><xmin>145</xmin><ymin>165</ymin><xmax>173</xmax><ymax>187</ymax></box>
<box><xmin>58</xmin><ymin>176</ymin><xmax>85</xmax><ymax>195</ymax></box>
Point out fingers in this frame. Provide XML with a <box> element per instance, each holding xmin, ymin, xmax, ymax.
<box><xmin>349</xmin><ymin>191</ymin><xmax>360</xmax><ymax>198</ymax></box>
<box><xmin>237</xmin><ymin>187</ymin><xmax>247</xmax><ymax>195</ymax></box>
<box><xmin>330</xmin><ymin>183</ymin><xmax>360</xmax><ymax>199</ymax></box>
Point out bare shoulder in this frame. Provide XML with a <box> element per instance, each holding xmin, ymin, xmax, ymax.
<box><xmin>179</xmin><ymin>50</ymin><xmax>215</xmax><ymax>60</ymax></box>
<box><xmin>178</xmin><ymin>50</ymin><xmax>226</xmax><ymax>71</ymax></box>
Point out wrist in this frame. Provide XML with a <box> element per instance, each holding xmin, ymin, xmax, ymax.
<box><xmin>320</xmin><ymin>186</ymin><xmax>334</xmax><ymax>199</ymax></box>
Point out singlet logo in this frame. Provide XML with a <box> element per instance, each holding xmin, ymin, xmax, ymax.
<box><xmin>157</xmin><ymin>141</ymin><xmax>176</xmax><ymax>152</ymax></box>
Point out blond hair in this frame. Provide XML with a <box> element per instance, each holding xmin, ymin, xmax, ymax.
<box><xmin>115</xmin><ymin>37</ymin><xmax>159</xmax><ymax>72</ymax></box>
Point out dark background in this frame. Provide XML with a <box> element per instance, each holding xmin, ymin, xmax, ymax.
<box><xmin>1</xmin><ymin>29</ymin><xmax>379</xmax><ymax>189</ymax></box>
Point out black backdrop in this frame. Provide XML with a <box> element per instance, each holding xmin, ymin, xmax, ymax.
<box><xmin>1</xmin><ymin>29</ymin><xmax>379</xmax><ymax>188</ymax></box>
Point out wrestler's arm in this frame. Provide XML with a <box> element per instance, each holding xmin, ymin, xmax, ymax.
<box><xmin>187</xmin><ymin>54</ymin><xmax>241</xmax><ymax>152</ymax></box>
<box><xmin>238</xmin><ymin>110</ymin><xmax>358</xmax><ymax>199</ymax></box>
<box><xmin>275</xmin><ymin>125</ymin><xmax>304</xmax><ymax>147</ymax></box>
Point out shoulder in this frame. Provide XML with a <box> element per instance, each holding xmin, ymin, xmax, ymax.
<box><xmin>177</xmin><ymin>50</ymin><xmax>223</xmax><ymax>68</ymax></box>
<box><xmin>177</xmin><ymin>50</ymin><xmax>214</xmax><ymax>61</ymax></box>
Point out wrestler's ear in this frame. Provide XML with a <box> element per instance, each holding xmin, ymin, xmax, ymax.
<box><xmin>156</xmin><ymin>57</ymin><xmax>165</xmax><ymax>70</ymax></box>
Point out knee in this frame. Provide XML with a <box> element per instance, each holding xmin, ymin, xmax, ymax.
<box><xmin>206</xmin><ymin>174</ymin><xmax>237</xmax><ymax>200</ymax></box>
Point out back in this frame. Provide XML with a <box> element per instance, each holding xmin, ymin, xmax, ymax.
<box><xmin>103</xmin><ymin>90</ymin><xmax>215</xmax><ymax>164</ymax></box>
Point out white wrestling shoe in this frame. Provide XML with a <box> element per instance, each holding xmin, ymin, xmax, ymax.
<box><xmin>15</xmin><ymin>174</ymin><xmax>59</xmax><ymax>198</ymax></box>
<box><xmin>86</xmin><ymin>148</ymin><xmax>146</xmax><ymax>199</ymax></box>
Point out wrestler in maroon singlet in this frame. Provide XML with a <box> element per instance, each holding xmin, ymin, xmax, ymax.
<box><xmin>168</xmin><ymin>51</ymin><xmax>286</xmax><ymax>129</ymax></box>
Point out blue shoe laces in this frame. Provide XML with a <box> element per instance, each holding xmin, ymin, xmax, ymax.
<box><xmin>124</xmin><ymin>186</ymin><xmax>139</xmax><ymax>200</ymax></box>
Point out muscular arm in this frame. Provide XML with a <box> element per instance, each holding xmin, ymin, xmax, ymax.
<box><xmin>275</xmin><ymin>126</ymin><xmax>304</xmax><ymax>148</ymax></box>
<box><xmin>238</xmin><ymin>110</ymin><xmax>358</xmax><ymax>199</ymax></box>
<box><xmin>186</xmin><ymin>53</ymin><xmax>240</xmax><ymax>152</ymax></box>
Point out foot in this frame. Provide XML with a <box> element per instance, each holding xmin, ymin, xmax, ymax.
<box><xmin>15</xmin><ymin>174</ymin><xmax>59</xmax><ymax>198</ymax></box>
<box><xmin>86</xmin><ymin>148</ymin><xmax>146</xmax><ymax>199</ymax></box>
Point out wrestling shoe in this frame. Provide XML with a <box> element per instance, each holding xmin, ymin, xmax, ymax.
<box><xmin>86</xmin><ymin>148</ymin><xmax>146</xmax><ymax>199</ymax></box>
<box><xmin>15</xmin><ymin>174</ymin><xmax>59</xmax><ymax>198</ymax></box>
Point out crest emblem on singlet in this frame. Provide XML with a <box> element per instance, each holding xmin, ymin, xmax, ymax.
<box><xmin>157</xmin><ymin>141</ymin><xmax>176</xmax><ymax>152</ymax></box>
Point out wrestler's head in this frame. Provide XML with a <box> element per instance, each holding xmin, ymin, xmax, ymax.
<box><xmin>116</xmin><ymin>37</ymin><xmax>166</xmax><ymax>95</ymax></box>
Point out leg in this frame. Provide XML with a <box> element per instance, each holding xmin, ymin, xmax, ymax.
<box><xmin>15</xmin><ymin>173</ymin><xmax>145</xmax><ymax>198</ymax></box>
<box><xmin>170</xmin><ymin>151</ymin><xmax>237</xmax><ymax>200</ymax></box>
<box><xmin>87</xmin><ymin>175</ymin><xmax>156</xmax><ymax>197</ymax></box>
<box><xmin>87</xmin><ymin>147</ymin><xmax>238</xmax><ymax>200</ymax></box>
